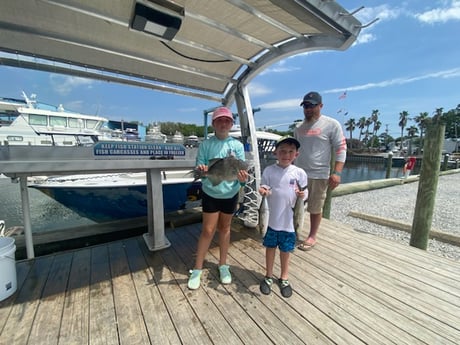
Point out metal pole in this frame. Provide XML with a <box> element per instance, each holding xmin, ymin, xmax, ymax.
<box><xmin>19</xmin><ymin>176</ymin><xmax>35</xmax><ymax>258</ymax></box>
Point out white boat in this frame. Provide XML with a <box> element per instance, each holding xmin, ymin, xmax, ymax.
<box><xmin>0</xmin><ymin>93</ymin><xmax>108</xmax><ymax>146</ymax></box>
<box><xmin>169</xmin><ymin>130</ymin><xmax>184</xmax><ymax>144</ymax></box>
<box><xmin>145</xmin><ymin>124</ymin><xmax>167</xmax><ymax>143</ymax></box>
<box><xmin>29</xmin><ymin>170</ymin><xmax>202</xmax><ymax>222</ymax></box>
<box><xmin>184</xmin><ymin>135</ymin><xmax>199</xmax><ymax>148</ymax></box>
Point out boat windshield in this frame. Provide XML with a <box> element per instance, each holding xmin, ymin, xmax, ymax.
<box><xmin>0</xmin><ymin>110</ymin><xmax>19</xmax><ymax>126</ymax></box>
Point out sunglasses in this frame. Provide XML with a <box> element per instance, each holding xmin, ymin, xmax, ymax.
<box><xmin>302</xmin><ymin>103</ymin><xmax>317</xmax><ymax>109</ymax></box>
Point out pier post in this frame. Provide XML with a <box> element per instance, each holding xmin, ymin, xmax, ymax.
<box><xmin>441</xmin><ymin>154</ymin><xmax>449</xmax><ymax>171</ymax></box>
<box><xmin>410</xmin><ymin>117</ymin><xmax>445</xmax><ymax>250</ymax></box>
<box><xmin>385</xmin><ymin>152</ymin><xmax>393</xmax><ymax>178</ymax></box>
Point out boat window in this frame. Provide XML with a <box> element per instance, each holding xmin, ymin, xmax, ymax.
<box><xmin>68</xmin><ymin>117</ymin><xmax>84</xmax><ymax>129</ymax></box>
<box><xmin>50</xmin><ymin>116</ymin><xmax>67</xmax><ymax>127</ymax></box>
<box><xmin>86</xmin><ymin>119</ymin><xmax>99</xmax><ymax>129</ymax></box>
<box><xmin>0</xmin><ymin>111</ymin><xmax>19</xmax><ymax>126</ymax></box>
<box><xmin>29</xmin><ymin>114</ymin><xmax>48</xmax><ymax>126</ymax></box>
<box><xmin>6</xmin><ymin>135</ymin><xmax>23</xmax><ymax>142</ymax></box>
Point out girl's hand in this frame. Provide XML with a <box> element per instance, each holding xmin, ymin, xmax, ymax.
<box><xmin>196</xmin><ymin>164</ymin><xmax>208</xmax><ymax>173</ymax></box>
<box><xmin>237</xmin><ymin>169</ymin><xmax>248</xmax><ymax>183</ymax></box>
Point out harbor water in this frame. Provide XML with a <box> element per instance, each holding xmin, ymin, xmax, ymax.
<box><xmin>0</xmin><ymin>162</ymin><xmax>415</xmax><ymax>233</ymax></box>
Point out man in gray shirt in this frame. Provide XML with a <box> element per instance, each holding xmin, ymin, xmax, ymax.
<box><xmin>294</xmin><ymin>91</ymin><xmax>347</xmax><ymax>251</ymax></box>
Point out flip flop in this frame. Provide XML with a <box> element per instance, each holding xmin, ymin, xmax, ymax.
<box><xmin>297</xmin><ymin>241</ymin><xmax>315</xmax><ymax>251</ymax></box>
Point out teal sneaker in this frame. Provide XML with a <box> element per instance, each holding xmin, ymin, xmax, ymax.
<box><xmin>187</xmin><ymin>269</ymin><xmax>202</xmax><ymax>290</ymax></box>
<box><xmin>218</xmin><ymin>265</ymin><xmax>232</xmax><ymax>284</ymax></box>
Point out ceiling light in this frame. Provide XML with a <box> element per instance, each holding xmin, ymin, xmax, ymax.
<box><xmin>131</xmin><ymin>1</ymin><xmax>183</xmax><ymax>41</ymax></box>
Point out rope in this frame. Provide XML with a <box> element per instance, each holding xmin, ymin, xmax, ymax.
<box><xmin>237</xmin><ymin>165</ymin><xmax>261</xmax><ymax>228</ymax></box>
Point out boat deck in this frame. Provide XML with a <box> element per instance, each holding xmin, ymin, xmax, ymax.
<box><xmin>1</xmin><ymin>218</ymin><xmax>459</xmax><ymax>344</ymax></box>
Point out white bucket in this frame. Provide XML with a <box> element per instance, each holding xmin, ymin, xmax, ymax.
<box><xmin>0</xmin><ymin>236</ymin><xmax>17</xmax><ymax>302</ymax></box>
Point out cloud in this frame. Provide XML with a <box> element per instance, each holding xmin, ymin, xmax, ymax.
<box><xmin>259</xmin><ymin>62</ymin><xmax>302</xmax><ymax>76</ymax></box>
<box><xmin>356</xmin><ymin>4</ymin><xmax>401</xmax><ymax>24</ymax></box>
<box><xmin>259</xmin><ymin>67</ymin><xmax>460</xmax><ymax>110</ymax></box>
<box><xmin>49</xmin><ymin>75</ymin><xmax>94</xmax><ymax>95</ymax></box>
<box><xmin>415</xmin><ymin>0</ymin><xmax>460</xmax><ymax>23</ymax></box>
<box><xmin>342</xmin><ymin>4</ymin><xmax>401</xmax><ymax>47</ymax></box>
<box><xmin>258</xmin><ymin>98</ymin><xmax>299</xmax><ymax>110</ymax></box>
<box><xmin>355</xmin><ymin>33</ymin><xmax>376</xmax><ymax>45</ymax></box>
<box><xmin>248</xmin><ymin>82</ymin><xmax>272</xmax><ymax>96</ymax></box>
<box><xmin>324</xmin><ymin>67</ymin><xmax>460</xmax><ymax>94</ymax></box>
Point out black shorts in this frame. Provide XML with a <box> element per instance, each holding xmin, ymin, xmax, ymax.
<box><xmin>202</xmin><ymin>191</ymin><xmax>239</xmax><ymax>214</ymax></box>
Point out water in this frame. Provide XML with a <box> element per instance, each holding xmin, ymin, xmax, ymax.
<box><xmin>0</xmin><ymin>177</ymin><xmax>96</xmax><ymax>233</ymax></box>
<box><xmin>0</xmin><ymin>162</ymin><xmax>412</xmax><ymax>232</ymax></box>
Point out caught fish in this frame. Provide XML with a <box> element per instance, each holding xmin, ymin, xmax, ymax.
<box><xmin>293</xmin><ymin>180</ymin><xmax>308</xmax><ymax>237</ymax></box>
<box><xmin>258</xmin><ymin>194</ymin><xmax>269</xmax><ymax>237</ymax></box>
<box><xmin>193</xmin><ymin>156</ymin><xmax>248</xmax><ymax>186</ymax></box>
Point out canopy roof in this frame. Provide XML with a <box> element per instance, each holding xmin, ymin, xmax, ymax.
<box><xmin>0</xmin><ymin>0</ymin><xmax>362</xmax><ymax>104</ymax></box>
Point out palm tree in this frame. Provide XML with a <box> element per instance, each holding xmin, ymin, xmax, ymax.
<box><xmin>399</xmin><ymin>111</ymin><xmax>409</xmax><ymax>150</ymax></box>
<box><xmin>372</xmin><ymin>120</ymin><xmax>382</xmax><ymax>148</ymax></box>
<box><xmin>370</xmin><ymin>109</ymin><xmax>380</xmax><ymax>147</ymax></box>
<box><xmin>357</xmin><ymin>116</ymin><xmax>366</xmax><ymax>142</ymax></box>
<box><xmin>414</xmin><ymin>112</ymin><xmax>428</xmax><ymax>154</ymax></box>
<box><xmin>406</xmin><ymin>125</ymin><xmax>418</xmax><ymax>155</ymax></box>
<box><xmin>364</xmin><ymin>117</ymin><xmax>372</xmax><ymax>146</ymax></box>
<box><xmin>344</xmin><ymin>118</ymin><xmax>356</xmax><ymax>149</ymax></box>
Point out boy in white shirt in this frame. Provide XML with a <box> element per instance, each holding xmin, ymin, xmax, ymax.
<box><xmin>258</xmin><ymin>136</ymin><xmax>308</xmax><ymax>297</ymax></box>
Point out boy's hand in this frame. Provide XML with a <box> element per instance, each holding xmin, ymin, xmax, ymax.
<box><xmin>259</xmin><ymin>185</ymin><xmax>271</xmax><ymax>196</ymax></box>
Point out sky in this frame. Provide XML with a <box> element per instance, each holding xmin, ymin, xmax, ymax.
<box><xmin>1</xmin><ymin>0</ymin><xmax>459</xmax><ymax>138</ymax></box>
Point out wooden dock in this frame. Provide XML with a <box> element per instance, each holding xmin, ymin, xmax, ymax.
<box><xmin>1</xmin><ymin>217</ymin><xmax>459</xmax><ymax>344</ymax></box>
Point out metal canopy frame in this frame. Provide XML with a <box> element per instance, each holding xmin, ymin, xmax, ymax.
<box><xmin>0</xmin><ymin>0</ymin><xmax>362</xmax><ymax>258</ymax></box>
<box><xmin>0</xmin><ymin>0</ymin><xmax>361</xmax><ymax>104</ymax></box>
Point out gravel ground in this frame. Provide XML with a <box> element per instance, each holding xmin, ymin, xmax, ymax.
<box><xmin>330</xmin><ymin>172</ymin><xmax>460</xmax><ymax>262</ymax></box>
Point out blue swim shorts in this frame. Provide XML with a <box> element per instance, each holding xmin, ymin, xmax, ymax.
<box><xmin>262</xmin><ymin>227</ymin><xmax>296</xmax><ymax>252</ymax></box>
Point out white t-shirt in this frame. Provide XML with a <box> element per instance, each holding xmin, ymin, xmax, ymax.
<box><xmin>261</xmin><ymin>164</ymin><xmax>308</xmax><ymax>232</ymax></box>
<box><xmin>294</xmin><ymin>115</ymin><xmax>347</xmax><ymax>179</ymax></box>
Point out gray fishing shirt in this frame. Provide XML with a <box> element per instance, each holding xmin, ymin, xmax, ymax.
<box><xmin>294</xmin><ymin>115</ymin><xmax>347</xmax><ymax>179</ymax></box>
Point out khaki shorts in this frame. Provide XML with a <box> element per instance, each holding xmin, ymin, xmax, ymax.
<box><xmin>306</xmin><ymin>178</ymin><xmax>329</xmax><ymax>214</ymax></box>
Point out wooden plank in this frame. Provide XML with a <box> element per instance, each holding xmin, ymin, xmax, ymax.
<box><xmin>59</xmin><ymin>248</ymin><xmax>91</xmax><ymax>344</ymax></box>
<box><xmin>167</xmin><ymin>225</ymin><xmax>277</xmax><ymax>345</ymax></box>
<box><xmin>160</xmin><ymin>238</ymin><xmax>245</xmax><ymax>345</ymax></box>
<box><xmin>319</xmin><ymin>223</ymin><xmax>460</xmax><ymax>299</ymax></box>
<box><xmin>0</xmin><ymin>256</ymin><xmax>54</xmax><ymax>344</ymax></box>
<box><xmin>0</xmin><ymin>257</ymin><xmax>53</xmax><ymax>344</ymax></box>
<box><xmin>89</xmin><ymin>245</ymin><xmax>118</xmax><ymax>345</ymax></box>
<box><xmin>28</xmin><ymin>253</ymin><xmax>73</xmax><ymax>345</ymax></box>
<box><xmin>123</xmin><ymin>237</ymin><xmax>182</xmax><ymax>345</ymax></box>
<box><xmin>0</xmin><ymin>259</ymin><xmax>33</xmax><ymax>330</ymax></box>
<box><xmin>139</xmin><ymin>235</ymin><xmax>213</xmax><ymax>345</ymax></box>
<box><xmin>293</xmin><ymin>230</ymin><xmax>460</xmax><ymax>343</ymax></box>
<box><xmin>181</xmin><ymin>223</ymin><xmax>352</xmax><ymax>345</ymax></box>
<box><xmin>321</xmin><ymin>218</ymin><xmax>460</xmax><ymax>276</ymax></box>
<box><xmin>241</xmin><ymin>219</ymin><xmax>460</xmax><ymax>344</ymax></box>
<box><xmin>228</xmin><ymin>229</ymin><xmax>390</xmax><ymax>345</ymax></box>
<box><xmin>1</xmin><ymin>217</ymin><xmax>459</xmax><ymax>345</ymax></box>
<box><xmin>108</xmin><ymin>241</ymin><xmax>151</xmax><ymax>345</ymax></box>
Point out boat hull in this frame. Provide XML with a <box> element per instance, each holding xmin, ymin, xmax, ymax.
<box><xmin>31</xmin><ymin>178</ymin><xmax>202</xmax><ymax>222</ymax></box>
